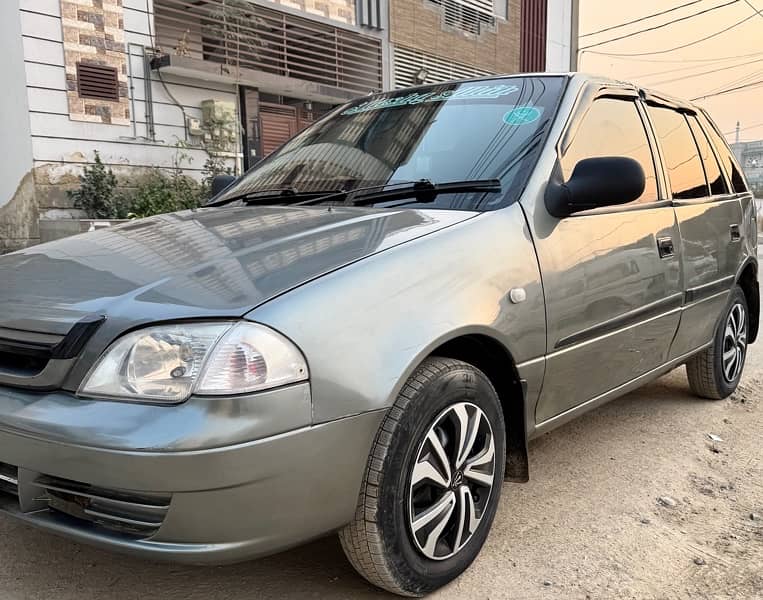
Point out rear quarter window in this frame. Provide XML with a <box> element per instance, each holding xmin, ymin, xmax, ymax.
<box><xmin>699</xmin><ymin>113</ymin><xmax>749</xmax><ymax>194</ymax></box>
<box><xmin>688</xmin><ymin>116</ymin><xmax>728</xmax><ymax>196</ymax></box>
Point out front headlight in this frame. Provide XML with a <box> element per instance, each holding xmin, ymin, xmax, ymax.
<box><xmin>78</xmin><ymin>322</ymin><xmax>309</xmax><ymax>403</ymax></box>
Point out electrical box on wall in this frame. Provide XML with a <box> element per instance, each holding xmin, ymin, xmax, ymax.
<box><xmin>200</xmin><ymin>99</ymin><xmax>238</xmax><ymax>154</ymax></box>
<box><xmin>186</xmin><ymin>116</ymin><xmax>204</xmax><ymax>137</ymax></box>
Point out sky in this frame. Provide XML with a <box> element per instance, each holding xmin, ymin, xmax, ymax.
<box><xmin>578</xmin><ymin>0</ymin><xmax>763</xmax><ymax>143</ymax></box>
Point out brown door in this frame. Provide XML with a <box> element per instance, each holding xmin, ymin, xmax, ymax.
<box><xmin>259</xmin><ymin>103</ymin><xmax>298</xmax><ymax>157</ymax></box>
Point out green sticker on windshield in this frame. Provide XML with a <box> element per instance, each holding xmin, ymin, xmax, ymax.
<box><xmin>503</xmin><ymin>106</ymin><xmax>541</xmax><ymax>125</ymax></box>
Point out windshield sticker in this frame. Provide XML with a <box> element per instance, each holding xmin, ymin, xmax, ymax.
<box><xmin>503</xmin><ymin>106</ymin><xmax>542</xmax><ymax>125</ymax></box>
<box><xmin>341</xmin><ymin>84</ymin><xmax>520</xmax><ymax>116</ymax></box>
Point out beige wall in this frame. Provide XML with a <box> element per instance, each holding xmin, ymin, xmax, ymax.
<box><xmin>390</xmin><ymin>0</ymin><xmax>521</xmax><ymax>74</ymax></box>
<box><xmin>271</xmin><ymin>0</ymin><xmax>356</xmax><ymax>24</ymax></box>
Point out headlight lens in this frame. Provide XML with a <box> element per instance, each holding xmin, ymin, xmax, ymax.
<box><xmin>79</xmin><ymin>322</ymin><xmax>308</xmax><ymax>403</ymax></box>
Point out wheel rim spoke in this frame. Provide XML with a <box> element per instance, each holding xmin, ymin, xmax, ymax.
<box><xmin>453</xmin><ymin>404</ymin><xmax>480</xmax><ymax>469</ymax></box>
<box><xmin>412</xmin><ymin>456</ymin><xmax>450</xmax><ymax>489</ymax></box>
<box><xmin>411</xmin><ymin>491</ymin><xmax>457</xmax><ymax>557</ymax></box>
<box><xmin>408</xmin><ymin>401</ymin><xmax>496</xmax><ymax>561</ymax></box>
<box><xmin>722</xmin><ymin>302</ymin><xmax>747</xmax><ymax>384</ymax></box>
<box><xmin>426</xmin><ymin>429</ymin><xmax>452</xmax><ymax>485</ymax></box>
<box><xmin>453</xmin><ymin>485</ymin><xmax>479</xmax><ymax>552</ymax></box>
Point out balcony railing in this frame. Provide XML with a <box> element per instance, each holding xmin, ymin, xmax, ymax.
<box><xmin>154</xmin><ymin>0</ymin><xmax>383</xmax><ymax>95</ymax></box>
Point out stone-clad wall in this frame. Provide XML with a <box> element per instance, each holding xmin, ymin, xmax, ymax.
<box><xmin>61</xmin><ymin>0</ymin><xmax>130</xmax><ymax>126</ymax></box>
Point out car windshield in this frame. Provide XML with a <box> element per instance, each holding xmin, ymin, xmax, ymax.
<box><xmin>215</xmin><ymin>75</ymin><xmax>566</xmax><ymax>211</ymax></box>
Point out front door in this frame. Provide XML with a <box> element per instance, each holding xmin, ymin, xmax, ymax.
<box><xmin>644</xmin><ymin>105</ymin><xmax>745</xmax><ymax>358</ymax></box>
<box><xmin>531</xmin><ymin>94</ymin><xmax>682</xmax><ymax>424</ymax></box>
<box><xmin>260</xmin><ymin>103</ymin><xmax>299</xmax><ymax>157</ymax></box>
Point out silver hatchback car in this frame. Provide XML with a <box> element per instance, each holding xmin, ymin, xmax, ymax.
<box><xmin>0</xmin><ymin>74</ymin><xmax>757</xmax><ymax>596</ymax></box>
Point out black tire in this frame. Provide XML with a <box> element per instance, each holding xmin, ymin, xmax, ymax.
<box><xmin>686</xmin><ymin>285</ymin><xmax>749</xmax><ymax>400</ymax></box>
<box><xmin>339</xmin><ymin>357</ymin><xmax>506</xmax><ymax>597</ymax></box>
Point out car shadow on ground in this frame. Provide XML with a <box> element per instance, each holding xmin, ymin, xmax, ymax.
<box><xmin>2</xmin><ymin>370</ymin><xmax>719</xmax><ymax>600</ymax></box>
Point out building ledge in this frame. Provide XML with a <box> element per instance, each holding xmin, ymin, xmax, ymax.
<box><xmin>152</xmin><ymin>55</ymin><xmax>359</xmax><ymax>105</ymax></box>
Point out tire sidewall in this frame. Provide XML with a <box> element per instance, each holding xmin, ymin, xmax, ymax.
<box><xmin>713</xmin><ymin>286</ymin><xmax>749</xmax><ymax>397</ymax></box>
<box><xmin>377</xmin><ymin>363</ymin><xmax>506</xmax><ymax>595</ymax></box>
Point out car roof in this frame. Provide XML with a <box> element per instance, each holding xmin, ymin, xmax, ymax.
<box><xmin>374</xmin><ymin>72</ymin><xmax>702</xmax><ymax>115</ymax></box>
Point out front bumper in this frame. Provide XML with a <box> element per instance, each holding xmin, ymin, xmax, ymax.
<box><xmin>0</xmin><ymin>385</ymin><xmax>385</xmax><ymax>564</ymax></box>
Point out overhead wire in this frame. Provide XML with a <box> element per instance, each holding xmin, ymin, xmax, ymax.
<box><xmin>692</xmin><ymin>78</ymin><xmax>763</xmax><ymax>100</ymax></box>
<box><xmin>579</xmin><ymin>0</ymin><xmax>740</xmax><ymax>50</ymax></box>
<box><xmin>580</xmin><ymin>0</ymin><xmax>706</xmax><ymax>37</ymax></box>
<box><xmin>645</xmin><ymin>58</ymin><xmax>763</xmax><ymax>86</ymax></box>
<box><xmin>723</xmin><ymin>121</ymin><xmax>763</xmax><ymax>134</ymax></box>
<box><xmin>629</xmin><ymin>52</ymin><xmax>763</xmax><ymax>80</ymax></box>
<box><xmin>581</xmin><ymin>10</ymin><xmax>759</xmax><ymax>57</ymax></box>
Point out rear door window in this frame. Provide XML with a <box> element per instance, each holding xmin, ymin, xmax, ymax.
<box><xmin>647</xmin><ymin>106</ymin><xmax>708</xmax><ymax>200</ymax></box>
<box><xmin>698</xmin><ymin>113</ymin><xmax>748</xmax><ymax>193</ymax></box>
<box><xmin>561</xmin><ymin>98</ymin><xmax>659</xmax><ymax>204</ymax></box>
<box><xmin>688</xmin><ymin>116</ymin><xmax>728</xmax><ymax>196</ymax></box>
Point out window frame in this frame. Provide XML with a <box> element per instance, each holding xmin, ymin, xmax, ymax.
<box><xmin>686</xmin><ymin>114</ymin><xmax>729</xmax><ymax>198</ymax></box>
<box><xmin>696</xmin><ymin>110</ymin><xmax>750</xmax><ymax>196</ymax></box>
<box><xmin>555</xmin><ymin>87</ymin><xmax>668</xmax><ymax>214</ymax></box>
<box><xmin>642</xmin><ymin>103</ymin><xmax>711</xmax><ymax>204</ymax></box>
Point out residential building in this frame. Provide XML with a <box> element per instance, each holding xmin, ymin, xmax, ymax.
<box><xmin>731</xmin><ymin>139</ymin><xmax>763</xmax><ymax>199</ymax></box>
<box><xmin>0</xmin><ymin>0</ymin><xmax>576</xmax><ymax>252</ymax></box>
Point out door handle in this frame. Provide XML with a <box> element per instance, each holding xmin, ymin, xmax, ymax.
<box><xmin>657</xmin><ymin>237</ymin><xmax>675</xmax><ymax>258</ymax></box>
<box><xmin>730</xmin><ymin>224</ymin><xmax>741</xmax><ymax>242</ymax></box>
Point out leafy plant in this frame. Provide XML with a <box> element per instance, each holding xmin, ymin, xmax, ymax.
<box><xmin>124</xmin><ymin>142</ymin><xmax>203</xmax><ymax>219</ymax></box>
<box><xmin>67</xmin><ymin>152</ymin><xmax>128</xmax><ymax>219</ymax></box>
<box><xmin>67</xmin><ymin>143</ymin><xmax>233</xmax><ymax>220</ymax></box>
<box><xmin>202</xmin><ymin>0</ymin><xmax>267</xmax><ymax>68</ymax></box>
<box><xmin>201</xmin><ymin>155</ymin><xmax>234</xmax><ymax>199</ymax></box>
<box><xmin>126</xmin><ymin>169</ymin><xmax>203</xmax><ymax>219</ymax></box>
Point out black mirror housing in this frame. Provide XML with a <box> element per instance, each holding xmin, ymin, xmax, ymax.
<box><xmin>545</xmin><ymin>156</ymin><xmax>646</xmax><ymax>218</ymax></box>
<box><xmin>211</xmin><ymin>174</ymin><xmax>239</xmax><ymax>197</ymax></box>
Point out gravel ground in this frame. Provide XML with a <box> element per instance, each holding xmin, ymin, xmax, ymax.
<box><xmin>1</xmin><ymin>344</ymin><xmax>761</xmax><ymax>600</ymax></box>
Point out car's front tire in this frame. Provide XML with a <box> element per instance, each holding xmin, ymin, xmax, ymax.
<box><xmin>339</xmin><ymin>357</ymin><xmax>506</xmax><ymax>597</ymax></box>
<box><xmin>686</xmin><ymin>285</ymin><xmax>749</xmax><ymax>400</ymax></box>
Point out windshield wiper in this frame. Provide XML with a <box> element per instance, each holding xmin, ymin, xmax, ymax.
<box><xmin>206</xmin><ymin>186</ymin><xmax>303</xmax><ymax>207</ymax></box>
<box><xmin>291</xmin><ymin>179</ymin><xmax>502</xmax><ymax>207</ymax></box>
<box><xmin>209</xmin><ymin>178</ymin><xmax>501</xmax><ymax>208</ymax></box>
<box><xmin>345</xmin><ymin>179</ymin><xmax>502</xmax><ymax>206</ymax></box>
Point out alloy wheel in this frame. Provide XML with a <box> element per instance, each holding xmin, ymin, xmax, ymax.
<box><xmin>722</xmin><ymin>302</ymin><xmax>747</xmax><ymax>383</ymax></box>
<box><xmin>408</xmin><ymin>402</ymin><xmax>496</xmax><ymax>561</ymax></box>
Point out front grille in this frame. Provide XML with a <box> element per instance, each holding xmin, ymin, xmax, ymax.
<box><xmin>0</xmin><ymin>463</ymin><xmax>18</xmax><ymax>497</ymax></box>
<box><xmin>0</xmin><ymin>350</ymin><xmax>48</xmax><ymax>377</ymax></box>
<box><xmin>31</xmin><ymin>475</ymin><xmax>171</xmax><ymax>537</ymax></box>
<box><xmin>0</xmin><ymin>315</ymin><xmax>104</xmax><ymax>389</ymax></box>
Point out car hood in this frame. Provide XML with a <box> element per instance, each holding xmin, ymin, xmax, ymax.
<box><xmin>0</xmin><ymin>205</ymin><xmax>475</xmax><ymax>336</ymax></box>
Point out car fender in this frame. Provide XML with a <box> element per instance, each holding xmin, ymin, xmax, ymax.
<box><xmin>247</xmin><ymin>203</ymin><xmax>546</xmax><ymax>424</ymax></box>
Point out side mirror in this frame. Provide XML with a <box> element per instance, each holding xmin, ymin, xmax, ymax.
<box><xmin>545</xmin><ymin>156</ymin><xmax>646</xmax><ymax>218</ymax></box>
<box><xmin>211</xmin><ymin>174</ymin><xmax>238</xmax><ymax>197</ymax></box>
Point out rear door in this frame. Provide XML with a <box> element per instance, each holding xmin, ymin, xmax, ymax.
<box><xmin>533</xmin><ymin>91</ymin><xmax>683</xmax><ymax>424</ymax></box>
<box><xmin>644</xmin><ymin>104</ymin><xmax>744</xmax><ymax>358</ymax></box>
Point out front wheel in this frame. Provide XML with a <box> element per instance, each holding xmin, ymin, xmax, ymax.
<box><xmin>686</xmin><ymin>285</ymin><xmax>749</xmax><ymax>400</ymax></box>
<box><xmin>339</xmin><ymin>357</ymin><xmax>506</xmax><ymax>597</ymax></box>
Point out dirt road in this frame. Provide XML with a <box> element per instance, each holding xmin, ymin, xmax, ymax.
<box><xmin>2</xmin><ymin>345</ymin><xmax>761</xmax><ymax>599</ymax></box>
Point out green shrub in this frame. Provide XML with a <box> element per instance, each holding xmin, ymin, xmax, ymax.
<box><xmin>201</xmin><ymin>155</ymin><xmax>234</xmax><ymax>199</ymax></box>
<box><xmin>125</xmin><ymin>168</ymin><xmax>204</xmax><ymax>219</ymax></box>
<box><xmin>67</xmin><ymin>145</ymin><xmax>230</xmax><ymax>220</ymax></box>
<box><xmin>67</xmin><ymin>151</ymin><xmax>128</xmax><ymax>219</ymax></box>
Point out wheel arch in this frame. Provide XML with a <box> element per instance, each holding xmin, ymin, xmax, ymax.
<box><xmin>737</xmin><ymin>257</ymin><xmax>759</xmax><ymax>344</ymax></box>
<box><xmin>424</xmin><ymin>332</ymin><xmax>529</xmax><ymax>483</ymax></box>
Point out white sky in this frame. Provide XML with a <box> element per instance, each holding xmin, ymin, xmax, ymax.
<box><xmin>578</xmin><ymin>0</ymin><xmax>763</xmax><ymax>142</ymax></box>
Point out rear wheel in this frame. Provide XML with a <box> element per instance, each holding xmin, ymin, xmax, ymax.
<box><xmin>339</xmin><ymin>357</ymin><xmax>506</xmax><ymax>597</ymax></box>
<box><xmin>686</xmin><ymin>285</ymin><xmax>748</xmax><ymax>400</ymax></box>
